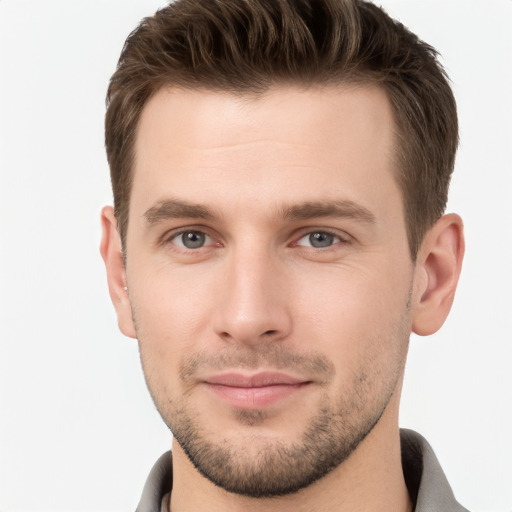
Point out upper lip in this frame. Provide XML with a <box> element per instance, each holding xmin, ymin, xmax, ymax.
<box><xmin>203</xmin><ymin>372</ymin><xmax>308</xmax><ymax>388</ymax></box>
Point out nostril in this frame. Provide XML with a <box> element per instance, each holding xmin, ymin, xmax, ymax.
<box><xmin>263</xmin><ymin>330</ymin><xmax>278</xmax><ymax>337</ymax></box>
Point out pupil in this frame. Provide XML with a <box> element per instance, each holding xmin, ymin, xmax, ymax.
<box><xmin>183</xmin><ymin>231</ymin><xmax>205</xmax><ymax>249</ymax></box>
<box><xmin>310</xmin><ymin>232</ymin><xmax>334</xmax><ymax>248</ymax></box>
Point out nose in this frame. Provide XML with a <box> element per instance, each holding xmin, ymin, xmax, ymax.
<box><xmin>213</xmin><ymin>247</ymin><xmax>293</xmax><ymax>346</ymax></box>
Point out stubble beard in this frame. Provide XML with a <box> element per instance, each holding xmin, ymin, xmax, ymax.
<box><xmin>134</xmin><ymin>292</ymin><xmax>412</xmax><ymax>498</ymax></box>
<box><xmin>168</xmin><ymin>387</ymin><xmax>389</xmax><ymax>498</ymax></box>
<box><xmin>138</xmin><ymin>334</ymin><xmax>408</xmax><ymax>498</ymax></box>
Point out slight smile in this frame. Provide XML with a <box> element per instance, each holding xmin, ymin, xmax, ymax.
<box><xmin>203</xmin><ymin>372</ymin><xmax>312</xmax><ymax>409</ymax></box>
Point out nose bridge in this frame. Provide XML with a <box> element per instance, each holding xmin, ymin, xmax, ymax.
<box><xmin>213</xmin><ymin>240</ymin><xmax>291</xmax><ymax>344</ymax></box>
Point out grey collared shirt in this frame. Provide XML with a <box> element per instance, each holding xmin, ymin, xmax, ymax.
<box><xmin>135</xmin><ymin>429</ymin><xmax>469</xmax><ymax>512</ymax></box>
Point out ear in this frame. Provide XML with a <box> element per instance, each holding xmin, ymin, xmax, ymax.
<box><xmin>100</xmin><ymin>206</ymin><xmax>137</xmax><ymax>338</ymax></box>
<box><xmin>412</xmin><ymin>213</ymin><xmax>465</xmax><ymax>336</ymax></box>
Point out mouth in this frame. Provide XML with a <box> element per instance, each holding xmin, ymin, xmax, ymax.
<box><xmin>202</xmin><ymin>372</ymin><xmax>312</xmax><ymax>409</ymax></box>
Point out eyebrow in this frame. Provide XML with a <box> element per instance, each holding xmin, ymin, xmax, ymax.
<box><xmin>143</xmin><ymin>198</ymin><xmax>376</xmax><ymax>227</ymax></box>
<box><xmin>144</xmin><ymin>199</ymin><xmax>218</xmax><ymax>226</ymax></box>
<box><xmin>279</xmin><ymin>200</ymin><xmax>376</xmax><ymax>224</ymax></box>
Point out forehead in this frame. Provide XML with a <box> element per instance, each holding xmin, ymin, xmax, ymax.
<box><xmin>135</xmin><ymin>84</ymin><xmax>395</xmax><ymax>157</ymax></box>
<box><xmin>130</xmin><ymin>84</ymin><xmax>400</xmax><ymax>223</ymax></box>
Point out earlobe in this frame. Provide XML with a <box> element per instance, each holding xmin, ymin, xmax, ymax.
<box><xmin>100</xmin><ymin>206</ymin><xmax>137</xmax><ymax>339</ymax></box>
<box><xmin>412</xmin><ymin>214</ymin><xmax>465</xmax><ymax>336</ymax></box>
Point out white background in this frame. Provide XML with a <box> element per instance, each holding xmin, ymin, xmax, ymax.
<box><xmin>1</xmin><ymin>1</ymin><xmax>511</xmax><ymax>511</ymax></box>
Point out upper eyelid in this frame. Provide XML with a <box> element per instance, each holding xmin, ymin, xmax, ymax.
<box><xmin>158</xmin><ymin>225</ymin><xmax>352</xmax><ymax>246</ymax></box>
<box><xmin>292</xmin><ymin>227</ymin><xmax>352</xmax><ymax>242</ymax></box>
<box><xmin>158</xmin><ymin>226</ymin><xmax>219</xmax><ymax>250</ymax></box>
<box><xmin>161</xmin><ymin>225</ymin><xmax>215</xmax><ymax>239</ymax></box>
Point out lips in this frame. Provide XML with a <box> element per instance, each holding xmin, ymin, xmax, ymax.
<box><xmin>203</xmin><ymin>372</ymin><xmax>311</xmax><ymax>409</ymax></box>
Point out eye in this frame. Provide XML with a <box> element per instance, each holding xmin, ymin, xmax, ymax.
<box><xmin>171</xmin><ymin>230</ymin><xmax>212</xmax><ymax>249</ymax></box>
<box><xmin>295</xmin><ymin>231</ymin><xmax>343</xmax><ymax>248</ymax></box>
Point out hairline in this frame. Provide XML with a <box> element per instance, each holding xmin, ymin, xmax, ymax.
<box><xmin>117</xmin><ymin>79</ymin><xmax>426</xmax><ymax>262</ymax></box>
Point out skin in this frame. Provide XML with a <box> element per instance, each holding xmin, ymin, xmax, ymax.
<box><xmin>101</xmin><ymin>85</ymin><xmax>464</xmax><ymax>512</ymax></box>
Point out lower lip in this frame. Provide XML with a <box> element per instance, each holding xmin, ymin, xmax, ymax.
<box><xmin>205</xmin><ymin>383</ymin><xmax>309</xmax><ymax>409</ymax></box>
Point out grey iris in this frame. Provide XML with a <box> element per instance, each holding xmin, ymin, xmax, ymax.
<box><xmin>182</xmin><ymin>231</ymin><xmax>205</xmax><ymax>249</ymax></box>
<box><xmin>309</xmin><ymin>232</ymin><xmax>334</xmax><ymax>248</ymax></box>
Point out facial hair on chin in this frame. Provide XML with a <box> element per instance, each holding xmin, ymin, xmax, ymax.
<box><xmin>138</xmin><ymin>327</ymin><xmax>409</xmax><ymax>498</ymax></box>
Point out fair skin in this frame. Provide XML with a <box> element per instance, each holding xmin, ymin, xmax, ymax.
<box><xmin>101</xmin><ymin>85</ymin><xmax>464</xmax><ymax>512</ymax></box>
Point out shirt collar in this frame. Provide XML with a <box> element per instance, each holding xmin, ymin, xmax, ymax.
<box><xmin>136</xmin><ymin>429</ymin><xmax>468</xmax><ymax>512</ymax></box>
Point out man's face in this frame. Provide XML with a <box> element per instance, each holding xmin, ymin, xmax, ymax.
<box><xmin>122</xmin><ymin>85</ymin><xmax>417</xmax><ymax>496</ymax></box>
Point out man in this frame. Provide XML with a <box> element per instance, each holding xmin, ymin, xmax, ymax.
<box><xmin>100</xmin><ymin>0</ymin><xmax>466</xmax><ymax>510</ymax></box>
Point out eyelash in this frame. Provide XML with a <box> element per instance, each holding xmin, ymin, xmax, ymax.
<box><xmin>160</xmin><ymin>227</ymin><xmax>351</xmax><ymax>252</ymax></box>
<box><xmin>293</xmin><ymin>229</ymin><xmax>350</xmax><ymax>249</ymax></box>
<box><xmin>162</xmin><ymin>227</ymin><xmax>219</xmax><ymax>251</ymax></box>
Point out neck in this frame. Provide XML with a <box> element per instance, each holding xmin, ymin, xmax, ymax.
<box><xmin>168</xmin><ymin>397</ymin><xmax>412</xmax><ymax>512</ymax></box>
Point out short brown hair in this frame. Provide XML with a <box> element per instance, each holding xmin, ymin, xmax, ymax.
<box><xmin>105</xmin><ymin>0</ymin><xmax>458</xmax><ymax>258</ymax></box>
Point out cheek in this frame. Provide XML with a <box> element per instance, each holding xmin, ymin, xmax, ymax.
<box><xmin>293</xmin><ymin>260</ymin><xmax>412</xmax><ymax>369</ymax></box>
<box><xmin>128</xmin><ymin>265</ymin><xmax>219</xmax><ymax>377</ymax></box>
